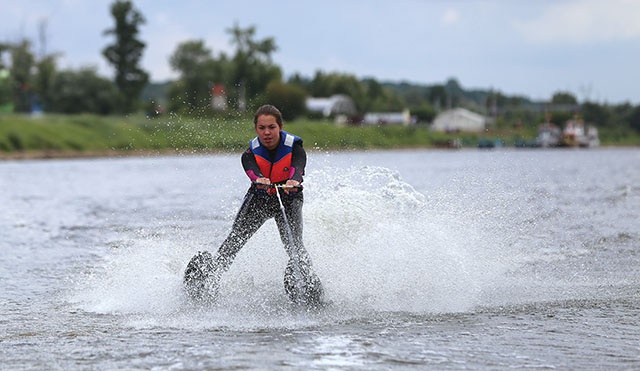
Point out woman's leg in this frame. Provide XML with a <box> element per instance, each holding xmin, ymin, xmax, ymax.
<box><xmin>214</xmin><ymin>192</ymin><xmax>270</xmax><ymax>272</ymax></box>
<box><xmin>277</xmin><ymin>194</ymin><xmax>324</xmax><ymax>306</ymax></box>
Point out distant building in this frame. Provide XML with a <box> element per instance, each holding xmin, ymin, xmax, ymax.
<box><xmin>306</xmin><ymin>94</ymin><xmax>357</xmax><ymax>117</ymax></box>
<box><xmin>431</xmin><ymin>108</ymin><xmax>486</xmax><ymax>132</ymax></box>
<box><xmin>363</xmin><ymin>109</ymin><xmax>412</xmax><ymax>126</ymax></box>
<box><xmin>211</xmin><ymin>84</ymin><xmax>227</xmax><ymax>111</ymax></box>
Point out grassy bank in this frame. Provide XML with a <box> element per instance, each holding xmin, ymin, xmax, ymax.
<box><xmin>0</xmin><ymin>113</ymin><xmax>254</xmax><ymax>157</ymax></box>
<box><xmin>1</xmin><ymin>113</ymin><xmax>638</xmax><ymax>159</ymax></box>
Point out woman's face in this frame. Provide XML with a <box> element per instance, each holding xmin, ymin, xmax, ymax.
<box><xmin>255</xmin><ymin>114</ymin><xmax>281</xmax><ymax>150</ymax></box>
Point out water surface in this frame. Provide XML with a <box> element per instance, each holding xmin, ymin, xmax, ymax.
<box><xmin>1</xmin><ymin>148</ymin><xmax>639</xmax><ymax>369</ymax></box>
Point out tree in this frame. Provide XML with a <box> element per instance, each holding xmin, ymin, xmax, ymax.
<box><xmin>10</xmin><ymin>40</ymin><xmax>35</xmax><ymax>113</ymax></box>
<box><xmin>427</xmin><ymin>84</ymin><xmax>448</xmax><ymax>109</ymax></box>
<box><xmin>102</xmin><ymin>0</ymin><xmax>149</xmax><ymax>113</ymax></box>
<box><xmin>33</xmin><ymin>54</ymin><xmax>58</xmax><ymax>111</ymax></box>
<box><xmin>48</xmin><ymin>68</ymin><xmax>118</xmax><ymax>114</ymax></box>
<box><xmin>628</xmin><ymin>105</ymin><xmax>640</xmax><ymax>133</ymax></box>
<box><xmin>264</xmin><ymin>81</ymin><xmax>307</xmax><ymax>120</ymax></box>
<box><xmin>169</xmin><ymin>40</ymin><xmax>213</xmax><ymax>112</ymax></box>
<box><xmin>307</xmin><ymin>71</ymin><xmax>366</xmax><ymax>111</ymax></box>
<box><xmin>226</xmin><ymin>23</ymin><xmax>281</xmax><ymax>110</ymax></box>
<box><xmin>581</xmin><ymin>101</ymin><xmax>610</xmax><ymax>127</ymax></box>
<box><xmin>548</xmin><ymin>111</ymin><xmax>573</xmax><ymax>126</ymax></box>
<box><xmin>411</xmin><ymin>104</ymin><xmax>436</xmax><ymax>124</ymax></box>
<box><xmin>301</xmin><ymin>71</ymin><xmax>407</xmax><ymax>114</ymax></box>
<box><xmin>551</xmin><ymin>91</ymin><xmax>578</xmax><ymax>105</ymax></box>
<box><xmin>363</xmin><ymin>78</ymin><xmax>404</xmax><ymax>112</ymax></box>
<box><xmin>168</xmin><ymin>40</ymin><xmax>231</xmax><ymax>113</ymax></box>
<box><xmin>167</xmin><ymin>25</ymin><xmax>280</xmax><ymax>114</ymax></box>
<box><xmin>0</xmin><ymin>43</ymin><xmax>14</xmax><ymax>109</ymax></box>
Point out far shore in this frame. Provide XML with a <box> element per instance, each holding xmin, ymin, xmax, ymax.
<box><xmin>2</xmin><ymin>144</ymin><xmax>635</xmax><ymax>162</ymax></box>
<box><xmin>3</xmin><ymin>114</ymin><xmax>640</xmax><ymax>159</ymax></box>
<box><xmin>0</xmin><ymin>148</ymin><xmax>225</xmax><ymax>161</ymax></box>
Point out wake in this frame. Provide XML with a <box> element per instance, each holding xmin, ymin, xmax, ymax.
<box><xmin>68</xmin><ymin>165</ymin><xmax>516</xmax><ymax>328</ymax></box>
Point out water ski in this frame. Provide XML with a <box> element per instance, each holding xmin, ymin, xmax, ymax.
<box><xmin>183</xmin><ymin>250</ymin><xmax>219</xmax><ymax>302</ymax></box>
<box><xmin>184</xmin><ymin>251</ymin><xmax>325</xmax><ymax>309</ymax></box>
<box><xmin>283</xmin><ymin>259</ymin><xmax>325</xmax><ymax>309</ymax></box>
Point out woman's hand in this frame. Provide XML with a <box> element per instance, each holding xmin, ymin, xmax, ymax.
<box><xmin>255</xmin><ymin>177</ymin><xmax>271</xmax><ymax>190</ymax></box>
<box><xmin>284</xmin><ymin>179</ymin><xmax>301</xmax><ymax>194</ymax></box>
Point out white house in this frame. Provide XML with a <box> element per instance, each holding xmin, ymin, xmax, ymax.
<box><xmin>306</xmin><ymin>94</ymin><xmax>357</xmax><ymax>117</ymax></box>
<box><xmin>431</xmin><ymin>108</ymin><xmax>486</xmax><ymax>132</ymax></box>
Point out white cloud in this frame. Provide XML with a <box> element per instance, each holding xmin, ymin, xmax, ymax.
<box><xmin>514</xmin><ymin>0</ymin><xmax>640</xmax><ymax>44</ymax></box>
<box><xmin>441</xmin><ymin>8</ymin><xmax>460</xmax><ymax>25</ymax></box>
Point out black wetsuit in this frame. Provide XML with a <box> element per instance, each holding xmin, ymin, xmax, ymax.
<box><xmin>203</xmin><ymin>139</ymin><xmax>323</xmax><ymax>304</ymax></box>
<box><xmin>214</xmin><ymin>141</ymin><xmax>308</xmax><ymax>272</ymax></box>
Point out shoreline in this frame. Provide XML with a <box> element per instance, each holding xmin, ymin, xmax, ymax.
<box><xmin>1</xmin><ymin>145</ymin><xmax>636</xmax><ymax>162</ymax></box>
<box><xmin>0</xmin><ymin>149</ymin><xmax>207</xmax><ymax>161</ymax></box>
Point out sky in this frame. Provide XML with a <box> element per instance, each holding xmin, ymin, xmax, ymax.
<box><xmin>2</xmin><ymin>0</ymin><xmax>640</xmax><ymax>104</ymax></box>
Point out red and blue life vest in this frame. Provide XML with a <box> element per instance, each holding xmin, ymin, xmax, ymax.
<box><xmin>249</xmin><ymin>131</ymin><xmax>301</xmax><ymax>184</ymax></box>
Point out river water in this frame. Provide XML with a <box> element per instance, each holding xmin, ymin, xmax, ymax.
<box><xmin>1</xmin><ymin>148</ymin><xmax>639</xmax><ymax>370</ymax></box>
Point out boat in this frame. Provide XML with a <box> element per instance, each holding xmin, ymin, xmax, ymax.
<box><xmin>536</xmin><ymin>123</ymin><xmax>561</xmax><ymax>148</ymax></box>
<box><xmin>561</xmin><ymin>118</ymin><xmax>599</xmax><ymax>147</ymax></box>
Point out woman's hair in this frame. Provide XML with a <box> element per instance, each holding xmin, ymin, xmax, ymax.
<box><xmin>253</xmin><ymin>104</ymin><xmax>283</xmax><ymax>127</ymax></box>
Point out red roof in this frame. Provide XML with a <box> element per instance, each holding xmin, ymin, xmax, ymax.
<box><xmin>211</xmin><ymin>84</ymin><xmax>226</xmax><ymax>96</ymax></box>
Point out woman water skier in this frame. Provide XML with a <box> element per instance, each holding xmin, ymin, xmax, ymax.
<box><xmin>184</xmin><ymin>104</ymin><xmax>323</xmax><ymax>307</ymax></box>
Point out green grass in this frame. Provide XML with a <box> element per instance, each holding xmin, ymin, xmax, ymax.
<box><xmin>0</xmin><ymin>113</ymin><xmax>255</xmax><ymax>154</ymax></box>
<box><xmin>1</xmin><ymin>113</ymin><xmax>638</xmax><ymax>156</ymax></box>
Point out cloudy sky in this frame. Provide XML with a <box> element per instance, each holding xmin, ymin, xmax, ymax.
<box><xmin>2</xmin><ymin>0</ymin><xmax>639</xmax><ymax>104</ymax></box>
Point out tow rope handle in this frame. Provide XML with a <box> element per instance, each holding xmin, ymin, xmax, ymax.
<box><xmin>252</xmin><ymin>182</ymin><xmax>304</xmax><ymax>192</ymax></box>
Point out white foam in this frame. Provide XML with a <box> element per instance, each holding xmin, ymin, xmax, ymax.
<box><xmin>70</xmin><ymin>165</ymin><xmax>517</xmax><ymax>327</ymax></box>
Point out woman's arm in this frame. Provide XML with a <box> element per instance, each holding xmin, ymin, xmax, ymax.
<box><xmin>289</xmin><ymin>141</ymin><xmax>306</xmax><ymax>183</ymax></box>
<box><xmin>241</xmin><ymin>148</ymin><xmax>263</xmax><ymax>182</ymax></box>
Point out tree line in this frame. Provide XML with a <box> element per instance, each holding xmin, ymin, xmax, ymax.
<box><xmin>1</xmin><ymin>0</ymin><xmax>639</xmax><ymax>135</ymax></box>
<box><xmin>0</xmin><ymin>1</ymin><xmax>147</xmax><ymax>115</ymax></box>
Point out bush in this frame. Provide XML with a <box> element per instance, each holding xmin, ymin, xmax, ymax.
<box><xmin>265</xmin><ymin>81</ymin><xmax>307</xmax><ymax>121</ymax></box>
